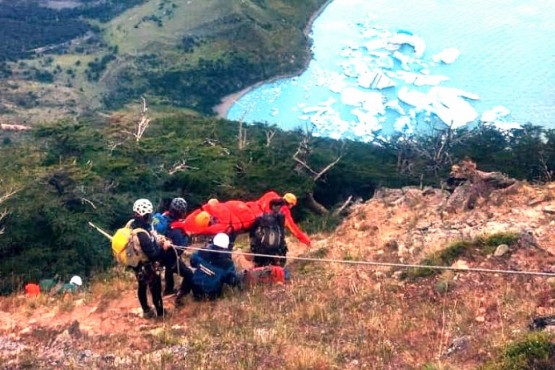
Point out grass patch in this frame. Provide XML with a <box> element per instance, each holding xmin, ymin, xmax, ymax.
<box><xmin>402</xmin><ymin>232</ymin><xmax>520</xmax><ymax>280</ymax></box>
<box><xmin>477</xmin><ymin>232</ymin><xmax>519</xmax><ymax>255</ymax></box>
<box><xmin>482</xmin><ymin>332</ymin><xmax>555</xmax><ymax>370</ymax></box>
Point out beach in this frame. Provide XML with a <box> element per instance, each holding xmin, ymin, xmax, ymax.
<box><xmin>213</xmin><ymin>0</ymin><xmax>334</xmax><ymax>119</ymax></box>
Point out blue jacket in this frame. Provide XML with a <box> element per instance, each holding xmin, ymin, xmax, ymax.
<box><xmin>190</xmin><ymin>244</ymin><xmax>238</xmax><ymax>298</ymax></box>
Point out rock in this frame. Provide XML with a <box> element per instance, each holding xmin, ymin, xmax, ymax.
<box><xmin>494</xmin><ymin>244</ymin><xmax>509</xmax><ymax>257</ymax></box>
<box><xmin>383</xmin><ymin>240</ymin><xmax>398</xmax><ymax>251</ymax></box>
<box><xmin>67</xmin><ymin>320</ymin><xmax>82</xmax><ymax>339</ymax></box>
<box><xmin>443</xmin><ymin>335</ymin><xmax>471</xmax><ymax>357</ymax></box>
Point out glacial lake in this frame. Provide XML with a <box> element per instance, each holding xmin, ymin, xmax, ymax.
<box><xmin>227</xmin><ymin>0</ymin><xmax>555</xmax><ymax>141</ymax></box>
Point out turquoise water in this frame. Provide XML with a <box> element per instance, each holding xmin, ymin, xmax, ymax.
<box><xmin>228</xmin><ymin>0</ymin><xmax>555</xmax><ymax>141</ymax></box>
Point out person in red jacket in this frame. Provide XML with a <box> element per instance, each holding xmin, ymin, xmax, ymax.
<box><xmin>255</xmin><ymin>191</ymin><xmax>311</xmax><ymax>246</ymax></box>
<box><xmin>172</xmin><ymin>191</ymin><xmax>311</xmax><ymax>246</ymax></box>
<box><xmin>172</xmin><ymin>199</ymin><xmax>258</xmax><ymax>247</ymax></box>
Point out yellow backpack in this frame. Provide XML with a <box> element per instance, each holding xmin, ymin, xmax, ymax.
<box><xmin>111</xmin><ymin>220</ymin><xmax>150</xmax><ymax>267</ymax></box>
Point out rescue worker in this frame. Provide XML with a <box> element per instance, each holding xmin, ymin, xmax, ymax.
<box><xmin>249</xmin><ymin>198</ymin><xmax>287</xmax><ymax>267</ymax></box>
<box><xmin>131</xmin><ymin>198</ymin><xmax>172</xmax><ymax>319</ymax></box>
<box><xmin>161</xmin><ymin>197</ymin><xmax>194</xmax><ymax>307</ymax></box>
<box><xmin>189</xmin><ymin>233</ymin><xmax>241</xmax><ymax>300</ymax></box>
<box><xmin>254</xmin><ymin>191</ymin><xmax>311</xmax><ymax>246</ymax></box>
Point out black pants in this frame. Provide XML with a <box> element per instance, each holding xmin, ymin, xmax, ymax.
<box><xmin>252</xmin><ymin>244</ymin><xmax>288</xmax><ymax>267</ymax></box>
<box><xmin>163</xmin><ymin>248</ymin><xmax>194</xmax><ymax>296</ymax></box>
<box><xmin>134</xmin><ymin>263</ymin><xmax>163</xmax><ymax>316</ymax></box>
<box><xmin>163</xmin><ymin>248</ymin><xmax>179</xmax><ymax>294</ymax></box>
<box><xmin>176</xmin><ymin>258</ymin><xmax>194</xmax><ymax>296</ymax></box>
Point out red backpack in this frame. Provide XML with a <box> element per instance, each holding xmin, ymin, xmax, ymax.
<box><xmin>244</xmin><ymin>265</ymin><xmax>287</xmax><ymax>287</ymax></box>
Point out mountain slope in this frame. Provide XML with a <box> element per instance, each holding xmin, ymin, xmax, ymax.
<box><xmin>1</xmin><ymin>180</ymin><xmax>555</xmax><ymax>368</ymax></box>
<box><xmin>0</xmin><ymin>0</ymin><xmax>328</xmax><ymax>124</ymax></box>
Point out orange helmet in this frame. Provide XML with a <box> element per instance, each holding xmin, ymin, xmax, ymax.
<box><xmin>207</xmin><ymin>198</ymin><xmax>219</xmax><ymax>206</ymax></box>
<box><xmin>195</xmin><ymin>211</ymin><xmax>211</xmax><ymax>228</ymax></box>
<box><xmin>283</xmin><ymin>193</ymin><xmax>297</xmax><ymax>207</ymax></box>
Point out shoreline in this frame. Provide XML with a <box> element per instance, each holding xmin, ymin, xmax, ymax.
<box><xmin>212</xmin><ymin>0</ymin><xmax>334</xmax><ymax>119</ymax></box>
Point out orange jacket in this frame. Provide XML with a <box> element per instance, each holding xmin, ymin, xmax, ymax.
<box><xmin>256</xmin><ymin>191</ymin><xmax>311</xmax><ymax>246</ymax></box>
<box><xmin>173</xmin><ymin>200</ymin><xmax>258</xmax><ymax>236</ymax></box>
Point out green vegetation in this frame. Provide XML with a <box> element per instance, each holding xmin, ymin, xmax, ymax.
<box><xmin>0</xmin><ymin>0</ymin><xmax>328</xmax><ymax>118</ymax></box>
<box><xmin>1</xmin><ymin>111</ymin><xmax>554</xmax><ymax>294</ymax></box>
<box><xmin>0</xmin><ymin>0</ymin><xmax>145</xmax><ymax>61</ymax></box>
<box><xmin>402</xmin><ymin>232</ymin><xmax>520</xmax><ymax>280</ymax></box>
<box><xmin>0</xmin><ymin>114</ymin><xmax>408</xmax><ymax>293</ymax></box>
<box><xmin>482</xmin><ymin>332</ymin><xmax>555</xmax><ymax>370</ymax></box>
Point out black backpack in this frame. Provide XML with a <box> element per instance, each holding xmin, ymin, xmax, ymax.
<box><xmin>253</xmin><ymin>212</ymin><xmax>284</xmax><ymax>253</ymax></box>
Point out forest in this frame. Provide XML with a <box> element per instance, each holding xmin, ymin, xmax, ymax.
<box><xmin>0</xmin><ymin>113</ymin><xmax>554</xmax><ymax>294</ymax></box>
<box><xmin>0</xmin><ymin>0</ymin><xmax>145</xmax><ymax>61</ymax></box>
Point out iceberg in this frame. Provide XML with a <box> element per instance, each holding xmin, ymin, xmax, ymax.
<box><xmin>427</xmin><ymin>87</ymin><xmax>479</xmax><ymax>127</ymax></box>
<box><xmin>397</xmin><ymin>86</ymin><xmax>431</xmax><ymax>110</ymax></box>
<box><xmin>358</xmin><ymin>70</ymin><xmax>396</xmax><ymax>89</ymax></box>
<box><xmin>432</xmin><ymin>48</ymin><xmax>461</xmax><ymax>64</ymax></box>
<box><xmin>481</xmin><ymin>106</ymin><xmax>511</xmax><ymax>122</ymax></box>
<box><xmin>413</xmin><ymin>74</ymin><xmax>450</xmax><ymax>86</ymax></box>
<box><xmin>389</xmin><ymin>32</ymin><xmax>426</xmax><ymax>57</ymax></box>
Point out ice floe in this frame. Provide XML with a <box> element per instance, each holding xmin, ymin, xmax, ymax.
<box><xmin>432</xmin><ymin>48</ymin><xmax>461</xmax><ymax>64</ymax></box>
<box><xmin>229</xmin><ymin>12</ymin><xmax>522</xmax><ymax>142</ymax></box>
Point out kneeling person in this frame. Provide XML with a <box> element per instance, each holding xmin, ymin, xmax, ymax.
<box><xmin>190</xmin><ymin>233</ymin><xmax>240</xmax><ymax>300</ymax></box>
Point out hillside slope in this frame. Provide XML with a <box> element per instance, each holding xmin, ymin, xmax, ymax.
<box><xmin>0</xmin><ymin>0</ymin><xmax>327</xmax><ymax>125</ymax></box>
<box><xmin>1</xmin><ymin>180</ymin><xmax>555</xmax><ymax>368</ymax></box>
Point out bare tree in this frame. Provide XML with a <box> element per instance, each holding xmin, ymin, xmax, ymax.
<box><xmin>1</xmin><ymin>123</ymin><xmax>30</xmax><ymax>131</ymax></box>
<box><xmin>292</xmin><ymin>127</ymin><xmax>345</xmax><ymax>214</ymax></box>
<box><xmin>133</xmin><ymin>96</ymin><xmax>151</xmax><ymax>142</ymax></box>
<box><xmin>0</xmin><ymin>189</ymin><xmax>18</xmax><ymax>235</ymax></box>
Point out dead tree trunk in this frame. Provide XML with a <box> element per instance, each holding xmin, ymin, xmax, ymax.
<box><xmin>292</xmin><ymin>128</ymin><xmax>345</xmax><ymax>214</ymax></box>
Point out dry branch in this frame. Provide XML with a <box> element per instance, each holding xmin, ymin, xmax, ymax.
<box><xmin>1</xmin><ymin>123</ymin><xmax>30</xmax><ymax>131</ymax></box>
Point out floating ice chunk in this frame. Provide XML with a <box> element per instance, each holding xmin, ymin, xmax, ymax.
<box><xmin>385</xmin><ymin>99</ymin><xmax>406</xmax><ymax>115</ymax></box>
<box><xmin>432</xmin><ymin>48</ymin><xmax>461</xmax><ymax>64</ymax></box>
<box><xmin>351</xmin><ymin>109</ymin><xmax>382</xmax><ymax>131</ymax></box>
<box><xmin>392</xmin><ymin>51</ymin><xmax>413</xmax><ymax>71</ymax></box>
<box><xmin>428</xmin><ymin>87</ymin><xmax>478</xmax><ymax>127</ymax></box>
<box><xmin>363</xmin><ymin>39</ymin><xmax>388</xmax><ymax>51</ymax></box>
<box><xmin>352</xmin><ymin>122</ymin><xmax>380</xmax><ymax>141</ymax></box>
<box><xmin>358</xmin><ymin>70</ymin><xmax>396</xmax><ymax>89</ymax></box>
<box><xmin>413</xmin><ymin>74</ymin><xmax>450</xmax><ymax>86</ymax></box>
<box><xmin>322</xmin><ymin>72</ymin><xmax>347</xmax><ymax>93</ymax></box>
<box><xmin>391</xmin><ymin>70</ymin><xmax>418</xmax><ymax>84</ymax></box>
<box><xmin>393</xmin><ymin>116</ymin><xmax>413</xmax><ymax>133</ymax></box>
<box><xmin>341</xmin><ymin>88</ymin><xmax>385</xmax><ymax>114</ymax></box>
<box><xmin>367</xmin><ymin>52</ymin><xmax>395</xmax><ymax>69</ymax></box>
<box><xmin>481</xmin><ymin>106</ymin><xmax>511</xmax><ymax>122</ymax></box>
<box><xmin>444</xmin><ymin>87</ymin><xmax>480</xmax><ymax>100</ymax></box>
<box><xmin>491</xmin><ymin>121</ymin><xmax>522</xmax><ymax>131</ymax></box>
<box><xmin>397</xmin><ymin>86</ymin><xmax>431</xmax><ymax>109</ymax></box>
<box><xmin>389</xmin><ymin>32</ymin><xmax>426</xmax><ymax>57</ymax></box>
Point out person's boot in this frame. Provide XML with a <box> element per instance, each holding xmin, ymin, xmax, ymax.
<box><xmin>175</xmin><ymin>290</ymin><xmax>186</xmax><ymax>307</ymax></box>
<box><xmin>143</xmin><ymin>308</ymin><xmax>156</xmax><ymax>319</ymax></box>
<box><xmin>163</xmin><ymin>288</ymin><xmax>178</xmax><ymax>297</ymax></box>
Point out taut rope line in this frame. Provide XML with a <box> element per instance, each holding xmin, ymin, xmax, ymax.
<box><xmin>88</xmin><ymin>222</ymin><xmax>555</xmax><ymax>278</ymax></box>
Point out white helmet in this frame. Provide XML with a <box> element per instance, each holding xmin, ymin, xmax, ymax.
<box><xmin>69</xmin><ymin>275</ymin><xmax>82</xmax><ymax>286</ymax></box>
<box><xmin>133</xmin><ymin>199</ymin><xmax>153</xmax><ymax>216</ymax></box>
<box><xmin>213</xmin><ymin>233</ymin><xmax>230</xmax><ymax>249</ymax></box>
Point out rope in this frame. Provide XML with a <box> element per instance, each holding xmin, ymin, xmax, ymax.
<box><xmin>173</xmin><ymin>244</ymin><xmax>555</xmax><ymax>278</ymax></box>
<box><xmin>86</xmin><ymin>222</ymin><xmax>555</xmax><ymax>278</ymax></box>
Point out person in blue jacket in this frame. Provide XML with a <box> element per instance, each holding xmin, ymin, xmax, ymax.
<box><xmin>159</xmin><ymin>197</ymin><xmax>194</xmax><ymax>306</ymax></box>
<box><xmin>190</xmin><ymin>233</ymin><xmax>240</xmax><ymax>300</ymax></box>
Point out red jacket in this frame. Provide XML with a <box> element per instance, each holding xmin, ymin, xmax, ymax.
<box><xmin>173</xmin><ymin>200</ymin><xmax>258</xmax><ymax>236</ymax></box>
<box><xmin>256</xmin><ymin>191</ymin><xmax>311</xmax><ymax>246</ymax></box>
